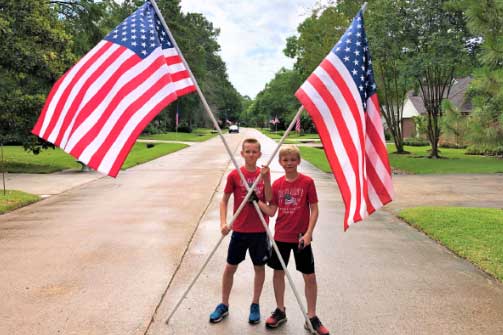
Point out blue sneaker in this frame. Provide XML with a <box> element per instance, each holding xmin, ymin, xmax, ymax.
<box><xmin>209</xmin><ymin>303</ymin><xmax>229</xmax><ymax>323</ymax></box>
<box><xmin>249</xmin><ymin>303</ymin><xmax>260</xmax><ymax>324</ymax></box>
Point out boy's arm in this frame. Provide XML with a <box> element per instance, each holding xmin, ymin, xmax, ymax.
<box><xmin>220</xmin><ymin>193</ymin><xmax>232</xmax><ymax>235</ymax></box>
<box><xmin>261</xmin><ymin>165</ymin><xmax>272</xmax><ymax>202</ymax></box>
<box><xmin>257</xmin><ymin>200</ymin><xmax>277</xmax><ymax>217</ymax></box>
<box><xmin>302</xmin><ymin>202</ymin><xmax>319</xmax><ymax>246</ymax></box>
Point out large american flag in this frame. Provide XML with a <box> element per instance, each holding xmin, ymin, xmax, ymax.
<box><xmin>295</xmin><ymin>10</ymin><xmax>393</xmax><ymax>231</ymax></box>
<box><xmin>32</xmin><ymin>2</ymin><xmax>195</xmax><ymax>177</ymax></box>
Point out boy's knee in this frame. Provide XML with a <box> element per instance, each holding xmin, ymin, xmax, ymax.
<box><xmin>254</xmin><ymin>265</ymin><xmax>265</xmax><ymax>273</ymax></box>
<box><xmin>225</xmin><ymin>264</ymin><xmax>238</xmax><ymax>275</ymax></box>
<box><xmin>303</xmin><ymin>273</ymin><xmax>316</xmax><ymax>284</ymax></box>
<box><xmin>273</xmin><ymin>270</ymin><xmax>285</xmax><ymax>278</ymax></box>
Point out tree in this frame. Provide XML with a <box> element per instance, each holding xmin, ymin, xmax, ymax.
<box><xmin>0</xmin><ymin>0</ymin><xmax>75</xmax><ymax>149</ymax></box>
<box><xmin>366</xmin><ymin>0</ymin><xmax>410</xmax><ymax>153</ymax></box>
<box><xmin>404</xmin><ymin>0</ymin><xmax>472</xmax><ymax>158</ymax></box>
<box><xmin>441</xmin><ymin>100</ymin><xmax>469</xmax><ymax>146</ymax></box>
<box><xmin>247</xmin><ymin>68</ymin><xmax>303</xmax><ymax>130</ymax></box>
<box><xmin>284</xmin><ymin>1</ymin><xmax>363</xmax><ymax>79</ymax></box>
<box><xmin>463</xmin><ymin>0</ymin><xmax>503</xmax><ymax>154</ymax></box>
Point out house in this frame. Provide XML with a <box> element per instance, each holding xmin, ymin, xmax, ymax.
<box><xmin>401</xmin><ymin>77</ymin><xmax>473</xmax><ymax>138</ymax></box>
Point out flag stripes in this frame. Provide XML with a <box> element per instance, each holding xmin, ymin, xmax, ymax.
<box><xmin>295</xmin><ymin>10</ymin><xmax>393</xmax><ymax>230</ymax></box>
<box><xmin>32</xmin><ymin>2</ymin><xmax>196</xmax><ymax>177</ymax></box>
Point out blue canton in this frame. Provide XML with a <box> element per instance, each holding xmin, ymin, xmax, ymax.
<box><xmin>104</xmin><ymin>2</ymin><xmax>174</xmax><ymax>59</ymax></box>
<box><xmin>331</xmin><ymin>10</ymin><xmax>377</xmax><ymax>110</ymax></box>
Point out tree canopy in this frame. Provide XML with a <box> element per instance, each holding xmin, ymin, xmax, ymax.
<box><xmin>0</xmin><ymin>0</ymin><xmax>243</xmax><ymax>149</ymax></box>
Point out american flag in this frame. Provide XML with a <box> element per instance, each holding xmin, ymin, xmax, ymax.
<box><xmin>295</xmin><ymin>115</ymin><xmax>301</xmax><ymax>133</ymax></box>
<box><xmin>32</xmin><ymin>2</ymin><xmax>195</xmax><ymax>177</ymax></box>
<box><xmin>295</xmin><ymin>9</ymin><xmax>393</xmax><ymax>231</ymax></box>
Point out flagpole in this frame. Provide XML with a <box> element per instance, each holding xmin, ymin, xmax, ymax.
<box><xmin>149</xmin><ymin>1</ymin><xmax>314</xmax><ymax>331</ymax></box>
<box><xmin>1</xmin><ymin>143</ymin><xmax>6</xmax><ymax>196</ymax></box>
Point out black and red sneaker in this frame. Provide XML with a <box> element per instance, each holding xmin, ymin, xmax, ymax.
<box><xmin>304</xmin><ymin>316</ymin><xmax>330</xmax><ymax>335</ymax></box>
<box><xmin>265</xmin><ymin>308</ymin><xmax>287</xmax><ymax>328</ymax></box>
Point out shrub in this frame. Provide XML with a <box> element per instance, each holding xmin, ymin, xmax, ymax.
<box><xmin>465</xmin><ymin>145</ymin><xmax>503</xmax><ymax>156</ymax></box>
<box><xmin>403</xmin><ymin>138</ymin><xmax>429</xmax><ymax>146</ymax></box>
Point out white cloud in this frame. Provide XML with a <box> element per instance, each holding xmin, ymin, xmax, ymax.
<box><xmin>180</xmin><ymin>0</ymin><xmax>322</xmax><ymax>98</ymax></box>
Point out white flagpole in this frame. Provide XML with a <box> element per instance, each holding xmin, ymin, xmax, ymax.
<box><xmin>150</xmin><ymin>0</ymin><xmax>314</xmax><ymax>331</ymax></box>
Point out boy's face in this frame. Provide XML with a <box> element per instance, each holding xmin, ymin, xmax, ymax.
<box><xmin>279</xmin><ymin>153</ymin><xmax>300</xmax><ymax>173</ymax></box>
<box><xmin>241</xmin><ymin>142</ymin><xmax>261</xmax><ymax>166</ymax></box>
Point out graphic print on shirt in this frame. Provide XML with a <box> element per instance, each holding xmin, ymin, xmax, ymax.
<box><xmin>278</xmin><ymin>186</ymin><xmax>304</xmax><ymax>215</ymax></box>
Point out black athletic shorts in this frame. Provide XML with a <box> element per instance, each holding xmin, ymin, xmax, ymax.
<box><xmin>268</xmin><ymin>240</ymin><xmax>315</xmax><ymax>274</ymax></box>
<box><xmin>227</xmin><ymin>232</ymin><xmax>271</xmax><ymax>266</ymax></box>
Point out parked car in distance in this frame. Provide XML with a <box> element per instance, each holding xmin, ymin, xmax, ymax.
<box><xmin>229</xmin><ymin>124</ymin><xmax>239</xmax><ymax>133</ymax></box>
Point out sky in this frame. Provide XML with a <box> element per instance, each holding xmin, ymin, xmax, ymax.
<box><xmin>180</xmin><ymin>0</ymin><xmax>327</xmax><ymax>98</ymax></box>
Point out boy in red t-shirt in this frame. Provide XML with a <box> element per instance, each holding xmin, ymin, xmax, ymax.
<box><xmin>258</xmin><ymin>145</ymin><xmax>330</xmax><ymax>335</ymax></box>
<box><xmin>209</xmin><ymin>138</ymin><xmax>272</xmax><ymax>325</ymax></box>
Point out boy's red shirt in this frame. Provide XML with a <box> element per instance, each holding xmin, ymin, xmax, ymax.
<box><xmin>271</xmin><ymin>173</ymin><xmax>318</xmax><ymax>243</ymax></box>
<box><xmin>224</xmin><ymin>166</ymin><xmax>269</xmax><ymax>233</ymax></box>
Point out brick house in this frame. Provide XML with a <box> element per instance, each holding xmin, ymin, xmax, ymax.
<box><xmin>401</xmin><ymin>77</ymin><xmax>473</xmax><ymax>138</ymax></box>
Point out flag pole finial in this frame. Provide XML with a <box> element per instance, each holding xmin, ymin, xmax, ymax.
<box><xmin>361</xmin><ymin>2</ymin><xmax>368</xmax><ymax>14</ymax></box>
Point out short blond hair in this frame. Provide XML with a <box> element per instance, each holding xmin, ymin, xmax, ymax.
<box><xmin>279</xmin><ymin>144</ymin><xmax>301</xmax><ymax>160</ymax></box>
<box><xmin>242</xmin><ymin>138</ymin><xmax>261</xmax><ymax>151</ymax></box>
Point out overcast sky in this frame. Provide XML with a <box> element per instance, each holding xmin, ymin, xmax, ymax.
<box><xmin>180</xmin><ymin>1</ymin><xmax>326</xmax><ymax>98</ymax></box>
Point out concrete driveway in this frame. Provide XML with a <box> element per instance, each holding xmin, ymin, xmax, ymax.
<box><xmin>1</xmin><ymin>128</ymin><xmax>503</xmax><ymax>335</ymax></box>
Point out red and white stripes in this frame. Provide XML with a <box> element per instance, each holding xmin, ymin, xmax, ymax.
<box><xmin>296</xmin><ymin>52</ymin><xmax>393</xmax><ymax>231</ymax></box>
<box><xmin>33</xmin><ymin>40</ymin><xmax>195</xmax><ymax>177</ymax></box>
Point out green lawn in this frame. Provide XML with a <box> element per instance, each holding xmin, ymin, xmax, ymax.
<box><xmin>388</xmin><ymin>144</ymin><xmax>503</xmax><ymax>174</ymax></box>
<box><xmin>295</xmin><ymin>145</ymin><xmax>503</xmax><ymax>174</ymax></box>
<box><xmin>1</xmin><ymin>146</ymin><xmax>81</xmax><ymax>173</ymax></box>
<box><xmin>140</xmin><ymin>128</ymin><xmax>218</xmax><ymax>142</ymax></box>
<box><xmin>399</xmin><ymin>207</ymin><xmax>503</xmax><ymax>282</ymax></box>
<box><xmin>259</xmin><ymin>128</ymin><xmax>320</xmax><ymax>141</ymax></box>
<box><xmin>121</xmin><ymin>142</ymin><xmax>187</xmax><ymax>169</ymax></box>
<box><xmin>0</xmin><ymin>190</ymin><xmax>40</xmax><ymax>214</ymax></box>
<box><xmin>299</xmin><ymin>147</ymin><xmax>331</xmax><ymax>172</ymax></box>
<box><xmin>1</xmin><ymin>142</ymin><xmax>188</xmax><ymax>173</ymax></box>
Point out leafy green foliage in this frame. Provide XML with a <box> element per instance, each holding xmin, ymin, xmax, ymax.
<box><xmin>1</xmin><ymin>0</ymin><xmax>242</xmax><ymax>151</ymax></box>
<box><xmin>441</xmin><ymin>100</ymin><xmax>469</xmax><ymax>146</ymax></box>
<box><xmin>0</xmin><ymin>0</ymin><xmax>75</xmax><ymax>149</ymax></box>
<box><xmin>463</xmin><ymin>0</ymin><xmax>503</xmax><ymax>153</ymax></box>
<box><xmin>246</xmin><ymin>68</ymin><xmax>303</xmax><ymax>129</ymax></box>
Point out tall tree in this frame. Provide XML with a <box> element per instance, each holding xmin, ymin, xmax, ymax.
<box><xmin>463</xmin><ymin>0</ymin><xmax>503</xmax><ymax>154</ymax></box>
<box><xmin>366</xmin><ymin>0</ymin><xmax>410</xmax><ymax>153</ymax></box>
<box><xmin>247</xmin><ymin>68</ymin><xmax>303</xmax><ymax>129</ymax></box>
<box><xmin>404</xmin><ymin>0</ymin><xmax>472</xmax><ymax>158</ymax></box>
<box><xmin>0</xmin><ymin>0</ymin><xmax>75</xmax><ymax>149</ymax></box>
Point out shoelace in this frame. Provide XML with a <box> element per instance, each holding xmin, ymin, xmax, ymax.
<box><xmin>271</xmin><ymin>309</ymin><xmax>284</xmax><ymax>319</ymax></box>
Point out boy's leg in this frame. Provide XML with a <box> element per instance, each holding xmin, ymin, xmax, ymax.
<box><xmin>248</xmin><ymin>233</ymin><xmax>270</xmax><ymax>304</ymax></box>
<box><xmin>303</xmin><ymin>272</ymin><xmax>317</xmax><ymax>318</ymax></box>
<box><xmin>252</xmin><ymin>265</ymin><xmax>265</xmax><ymax>304</ymax></box>
<box><xmin>293</xmin><ymin>244</ymin><xmax>316</xmax><ymax>316</ymax></box>
<box><xmin>273</xmin><ymin>269</ymin><xmax>286</xmax><ymax>310</ymax></box>
<box><xmin>222</xmin><ymin>263</ymin><xmax>238</xmax><ymax>305</ymax></box>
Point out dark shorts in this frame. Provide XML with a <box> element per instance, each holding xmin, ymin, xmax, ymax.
<box><xmin>268</xmin><ymin>240</ymin><xmax>315</xmax><ymax>274</ymax></box>
<box><xmin>227</xmin><ymin>232</ymin><xmax>271</xmax><ymax>266</ymax></box>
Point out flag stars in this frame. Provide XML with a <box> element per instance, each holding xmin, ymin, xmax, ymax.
<box><xmin>352</xmin><ymin>69</ymin><xmax>358</xmax><ymax>75</ymax></box>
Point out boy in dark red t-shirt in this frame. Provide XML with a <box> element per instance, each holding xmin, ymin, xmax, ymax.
<box><xmin>258</xmin><ymin>144</ymin><xmax>330</xmax><ymax>335</ymax></box>
<box><xmin>209</xmin><ymin>138</ymin><xmax>272</xmax><ymax>325</ymax></box>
